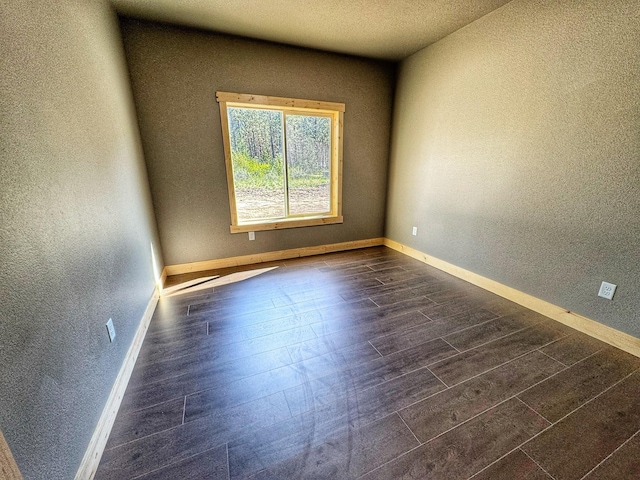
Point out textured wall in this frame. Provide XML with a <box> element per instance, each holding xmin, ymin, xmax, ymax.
<box><xmin>0</xmin><ymin>1</ymin><xmax>162</xmax><ymax>478</ymax></box>
<box><xmin>386</xmin><ymin>0</ymin><xmax>640</xmax><ymax>337</ymax></box>
<box><xmin>120</xmin><ymin>19</ymin><xmax>395</xmax><ymax>266</ymax></box>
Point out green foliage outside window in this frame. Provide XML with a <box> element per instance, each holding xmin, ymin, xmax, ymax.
<box><xmin>228</xmin><ymin>107</ymin><xmax>330</xmax><ymax>190</ymax></box>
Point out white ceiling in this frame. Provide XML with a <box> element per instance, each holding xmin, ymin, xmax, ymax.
<box><xmin>111</xmin><ymin>0</ymin><xmax>513</xmax><ymax>61</ymax></box>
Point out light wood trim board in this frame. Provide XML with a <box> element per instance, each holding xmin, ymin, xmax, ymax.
<box><xmin>75</xmin><ymin>289</ymin><xmax>160</xmax><ymax>480</ymax></box>
<box><xmin>217</xmin><ymin>98</ymin><xmax>239</xmax><ymax>230</ymax></box>
<box><xmin>163</xmin><ymin>238</ymin><xmax>384</xmax><ymax>277</ymax></box>
<box><xmin>216</xmin><ymin>92</ymin><xmax>345</xmax><ymax>112</ymax></box>
<box><xmin>384</xmin><ymin>238</ymin><xmax>640</xmax><ymax>358</ymax></box>
<box><xmin>0</xmin><ymin>430</ymin><xmax>22</xmax><ymax>480</ymax></box>
<box><xmin>159</xmin><ymin>268</ymin><xmax>168</xmax><ymax>292</ymax></box>
<box><xmin>230</xmin><ymin>215</ymin><xmax>343</xmax><ymax>233</ymax></box>
<box><xmin>334</xmin><ymin>111</ymin><xmax>344</xmax><ymax>218</ymax></box>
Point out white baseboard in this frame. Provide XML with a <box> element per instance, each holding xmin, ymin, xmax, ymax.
<box><xmin>384</xmin><ymin>238</ymin><xmax>640</xmax><ymax>358</ymax></box>
<box><xmin>75</xmin><ymin>288</ymin><xmax>159</xmax><ymax>480</ymax></box>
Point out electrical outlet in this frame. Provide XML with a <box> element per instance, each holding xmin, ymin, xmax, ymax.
<box><xmin>598</xmin><ymin>281</ymin><xmax>617</xmax><ymax>300</ymax></box>
<box><xmin>106</xmin><ymin>318</ymin><xmax>116</xmax><ymax>342</ymax></box>
<box><xmin>412</xmin><ymin>226</ymin><xmax>418</xmax><ymax>236</ymax></box>
<box><xmin>248</xmin><ymin>231</ymin><xmax>255</xmax><ymax>241</ymax></box>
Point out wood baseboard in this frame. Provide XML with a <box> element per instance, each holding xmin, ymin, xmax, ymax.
<box><xmin>75</xmin><ymin>289</ymin><xmax>159</xmax><ymax>480</ymax></box>
<box><xmin>0</xmin><ymin>430</ymin><xmax>22</xmax><ymax>480</ymax></box>
<box><xmin>159</xmin><ymin>268</ymin><xmax>168</xmax><ymax>292</ymax></box>
<box><xmin>163</xmin><ymin>238</ymin><xmax>385</xmax><ymax>278</ymax></box>
<box><xmin>384</xmin><ymin>238</ymin><xmax>640</xmax><ymax>359</ymax></box>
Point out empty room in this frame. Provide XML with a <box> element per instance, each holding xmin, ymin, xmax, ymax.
<box><xmin>1</xmin><ymin>0</ymin><xmax>639</xmax><ymax>479</ymax></box>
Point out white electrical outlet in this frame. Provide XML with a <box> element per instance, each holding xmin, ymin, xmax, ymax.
<box><xmin>106</xmin><ymin>318</ymin><xmax>116</xmax><ymax>342</ymax></box>
<box><xmin>598</xmin><ymin>281</ymin><xmax>617</xmax><ymax>300</ymax></box>
<box><xmin>248</xmin><ymin>231</ymin><xmax>255</xmax><ymax>241</ymax></box>
<box><xmin>412</xmin><ymin>226</ymin><xmax>418</xmax><ymax>236</ymax></box>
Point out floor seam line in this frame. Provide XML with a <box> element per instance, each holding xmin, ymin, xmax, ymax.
<box><xmin>440</xmin><ymin>337</ymin><xmax>461</xmax><ymax>353</ymax></box>
<box><xmin>368</xmin><ymin>341</ymin><xmax>384</xmax><ymax>358</ymax></box>
<box><xmin>536</xmin><ymin>348</ymin><xmax>568</xmax><ymax>367</ymax></box>
<box><xmin>401</xmin><ymin>357</ymin><xmax>631</xmax><ymax>457</ymax></box>
<box><xmin>518</xmin><ymin>367</ymin><xmax>640</xmax><ymax>456</ymax></box>
<box><xmin>454</xmin><ymin>326</ymin><xmax>537</xmax><ymax>354</ymax></box>
<box><xmin>577</xmin><ymin>427</ymin><xmax>640</xmax><ymax>480</ymax></box>
<box><xmin>515</xmin><ymin>396</ymin><xmax>552</xmax><ymax>425</ymax></box>
<box><xmin>520</xmin><ymin>448</ymin><xmax>558</xmax><ymax>480</ymax></box>
<box><xmin>128</xmin><ymin>445</ymin><xmax>227</xmax><ymax>480</ymax></box>
<box><xmin>397</xmin><ymin>411</ymin><xmax>422</xmax><ymax>446</ymax></box>
<box><xmin>354</xmin><ymin>442</ymin><xmax>423</xmax><ymax>479</ymax></box>
<box><xmin>426</xmin><ymin>366</ymin><xmax>449</xmax><ymax>388</ymax></box>
<box><xmin>441</xmin><ymin>348</ymin><xmax>552</xmax><ymax>389</ymax></box>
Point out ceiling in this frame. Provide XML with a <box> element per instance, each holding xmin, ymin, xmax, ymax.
<box><xmin>111</xmin><ymin>0</ymin><xmax>513</xmax><ymax>61</ymax></box>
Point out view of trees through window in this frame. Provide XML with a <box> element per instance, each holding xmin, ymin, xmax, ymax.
<box><xmin>228</xmin><ymin>107</ymin><xmax>331</xmax><ymax>222</ymax></box>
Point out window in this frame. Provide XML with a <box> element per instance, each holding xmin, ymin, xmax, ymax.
<box><xmin>216</xmin><ymin>92</ymin><xmax>344</xmax><ymax>233</ymax></box>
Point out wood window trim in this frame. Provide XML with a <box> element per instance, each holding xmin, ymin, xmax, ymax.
<box><xmin>216</xmin><ymin>91</ymin><xmax>344</xmax><ymax>233</ymax></box>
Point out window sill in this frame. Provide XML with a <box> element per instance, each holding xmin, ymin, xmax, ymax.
<box><xmin>230</xmin><ymin>215</ymin><xmax>344</xmax><ymax>233</ymax></box>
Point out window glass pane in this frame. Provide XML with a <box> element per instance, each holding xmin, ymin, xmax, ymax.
<box><xmin>228</xmin><ymin>107</ymin><xmax>285</xmax><ymax>221</ymax></box>
<box><xmin>285</xmin><ymin>114</ymin><xmax>331</xmax><ymax>215</ymax></box>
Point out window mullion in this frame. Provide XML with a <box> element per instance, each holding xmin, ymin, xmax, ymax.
<box><xmin>282</xmin><ymin>112</ymin><xmax>290</xmax><ymax>217</ymax></box>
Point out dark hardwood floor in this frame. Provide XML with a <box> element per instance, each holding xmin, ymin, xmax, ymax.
<box><xmin>95</xmin><ymin>247</ymin><xmax>640</xmax><ymax>479</ymax></box>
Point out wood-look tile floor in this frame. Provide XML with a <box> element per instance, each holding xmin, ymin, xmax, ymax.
<box><xmin>95</xmin><ymin>247</ymin><xmax>640</xmax><ymax>479</ymax></box>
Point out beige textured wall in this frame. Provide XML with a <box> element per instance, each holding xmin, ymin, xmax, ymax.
<box><xmin>386</xmin><ymin>0</ymin><xmax>640</xmax><ymax>336</ymax></box>
<box><xmin>120</xmin><ymin>19</ymin><xmax>395</xmax><ymax>266</ymax></box>
<box><xmin>0</xmin><ymin>1</ymin><xmax>162</xmax><ymax>478</ymax></box>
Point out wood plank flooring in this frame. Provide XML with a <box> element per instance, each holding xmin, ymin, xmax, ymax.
<box><xmin>95</xmin><ymin>247</ymin><xmax>640</xmax><ymax>479</ymax></box>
